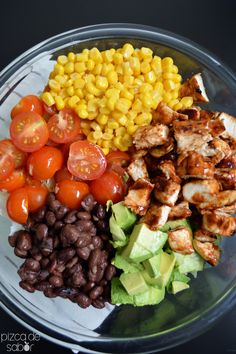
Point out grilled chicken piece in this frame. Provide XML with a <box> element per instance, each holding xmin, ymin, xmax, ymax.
<box><xmin>182</xmin><ymin>179</ymin><xmax>220</xmax><ymax>204</ymax></box>
<box><xmin>124</xmin><ymin>178</ymin><xmax>154</xmax><ymax>216</ymax></box>
<box><xmin>141</xmin><ymin>204</ymin><xmax>171</xmax><ymax>231</ymax></box>
<box><xmin>178</xmin><ymin>106</ymin><xmax>201</xmax><ymax>120</ymax></box>
<box><xmin>208</xmin><ymin>118</ymin><xmax>225</xmax><ymax>137</ymax></box>
<box><xmin>198</xmin><ymin>190</ymin><xmax>236</xmax><ymax>210</ymax></box>
<box><xmin>153</xmin><ymin>101</ymin><xmax>188</xmax><ymax>125</ymax></box>
<box><xmin>154</xmin><ymin>178</ymin><xmax>181</xmax><ymax>207</ymax></box>
<box><xmin>133</xmin><ymin>124</ymin><xmax>169</xmax><ymax>150</ymax></box>
<box><xmin>177</xmin><ymin>152</ymin><xmax>214</xmax><ymax>179</ymax></box>
<box><xmin>209</xmin><ymin>138</ymin><xmax>231</xmax><ymax>165</ymax></box>
<box><xmin>180</xmin><ymin>73</ymin><xmax>209</xmax><ymax>103</ymax></box>
<box><xmin>158</xmin><ymin>160</ymin><xmax>181</xmax><ymax>183</ymax></box>
<box><xmin>127</xmin><ymin>158</ymin><xmax>149</xmax><ymax>182</ymax></box>
<box><xmin>168</xmin><ymin>201</ymin><xmax>192</xmax><ymax>220</ymax></box>
<box><xmin>215</xmin><ymin>203</ymin><xmax>236</xmax><ymax>214</ymax></box>
<box><xmin>218</xmin><ymin>112</ymin><xmax>236</xmax><ymax>140</ymax></box>
<box><xmin>194</xmin><ymin>229</ymin><xmax>217</xmax><ymax>243</ymax></box>
<box><xmin>193</xmin><ymin>239</ymin><xmax>220</xmax><ymax>266</ymax></box>
<box><xmin>130</xmin><ymin>148</ymin><xmax>148</xmax><ymax>160</ymax></box>
<box><xmin>218</xmin><ymin>155</ymin><xmax>236</xmax><ymax>169</ymax></box>
<box><xmin>149</xmin><ymin>138</ymin><xmax>174</xmax><ymax>158</ymax></box>
<box><xmin>168</xmin><ymin>226</ymin><xmax>194</xmax><ymax>255</ymax></box>
<box><xmin>200</xmin><ymin>110</ymin><xmax>218</xmax><ymax>120</ymax></box>
<box><xmin>202</xmin><ymin>211</ymin><xmax>236</xmax><ymax>236</ymax></box>
<box><xmin>215</xmin><ymin>168</ymin><xmax>236</xmax><ymax>189</ymax></box>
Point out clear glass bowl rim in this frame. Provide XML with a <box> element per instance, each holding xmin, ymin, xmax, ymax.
<box><xmin>0</xmin><ymin>23</ymin><xmax>236</xmax><ymax>353</ymax></box>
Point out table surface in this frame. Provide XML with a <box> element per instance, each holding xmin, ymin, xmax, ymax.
<box><xmin>0</xmin><ymin>0</ymin><xmax>236</xmax><ymax>353</ymax></box>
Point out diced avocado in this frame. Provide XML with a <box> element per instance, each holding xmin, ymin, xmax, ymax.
<box><xmin>154</xmin><ymin>252</ymin><xmax>176</xmax><ymax>288</ymax></box>
<box><xmin>174</xmin><ymin>251</ymin><xmax>204</xmax><ymax>274</ymax></box>
<box><xmin>172</xmin><ymin>281</ymin><xmax>190</xmax><ymax>294</ymax></box>
<box><xmin>142</xmin><ymin>270</ymin><xmax>162</xmax><ymax>287</ymax></box>
<box><xmin>122</xmin><ymin>241</ymin><xmax>152</xmax><ymax>263</ymax></box>
<box><xmin>143</xmin><ymin>252</ymin><xmax>162</xmax><ymax>277</ymax></box>
<box><xmin>111</xmin><ymin>277</ymin><xmax>134</xmax><ymax>305</ymax></box>
<box><xmin>112</xmin><ymin>253</ymin><xmax>144</xmax><ymax>273</ymax></box>
<box><xmin>167</xmin><ymin>268</ymin><xmax>190</xmax><ymax>291</ymax></box>
<box><xmin>161</xmin><ymin>219</ymin><xmax>192</xmax><ymax>235</ymax></box>
<box><xmin>120</xmin><ymin>272</ymin><xmax>149</xmax><ymax>296</ymax></box>
<box><xmin>134</xmin><ymin>286</ymin><xmax>165</xmax><ymax>306</ymax></box>
<box><xmin>109</xmin><ymin>215</ymin><xmax>128</xmax><ymax>248</ymax></box>
<box><xmin>111</xmin><ymin>202</ymin><xmax>137</xmax><ymax>231</ymax></box>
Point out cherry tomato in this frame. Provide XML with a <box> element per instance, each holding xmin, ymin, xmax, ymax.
<box><xmin>54</xmin><ymin>167</ymin><xmax>74</xmax><ymax>183</ymax></box>
<box><xmin>55</xmin><ymin>180</ymin><xmax>89</xmax><ymax>209</ymax></box>
<box><xmin>67</xmin><ymin>141</ymin><xmax>107</xmax><ymax>180</ymax></box>
<box><xmin>7</xmin><ymin>188</ymin><xmax>28</xmax><ymax>224</ymax></box>
<box><xmin>11</xmin><ymin>95</ymin><xmax>43</xmax><ymax>119</ymax></box>
<box><xmin>10</xmin><ymin>112</ymin><xmax>49</xmax><ymax>152</ymax></box>
<box><xmin>27</xmin><ymin>146</ymin><xmax>63</xmax><ymax>180</ymax></box>
<box><xmin>0</xmin><ymin>169</ymin><xmax>26</xmax><ymax>192</ymax></box>
<box><xmin>47</xmin><ymin>108</ymin><xmax>81</xmax><ymax>144</ymax></box>
<box><xmin>61</xmin><ymin>134</ymin><xmax>86</xmax><ymax>161</ymax></box>
<box><xmin>106</xmin><ymin>151</ymin><xmax>130</xmax><ymax>167</ymax></box>
<box><xmin>25</xmin><ymin>186</ymin><xmax>48</xmax><ymax>212</ymax></box>
<box><xmin>90</xmin><ymin>170</ymin><xmax>125</xmax><ymax>205</ymax></box>
<box><xmin>25</xmin><ymin>174</ymin><xmax>42</xmax><ymax>188</ymax></box>
<box><xmin>0</xmin><ymin>152</ymin><xmax>15</xmax><ymax>181</ymax></box>
<box><xmin>0</xmin><ymin>139</ymin><xmax>28</xmax><ymax>168</ymax></box>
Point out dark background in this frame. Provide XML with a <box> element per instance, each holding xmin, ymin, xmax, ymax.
<box><xmin>0</xmin><ymin>0</ymin><xmax>236</xmax><ymax>353</ymax></box>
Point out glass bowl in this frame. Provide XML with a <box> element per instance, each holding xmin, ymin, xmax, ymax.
<box><xmin>0</xmin><ymin>23</ymin><xmax>236</xmax><ymax>354</ymax></box>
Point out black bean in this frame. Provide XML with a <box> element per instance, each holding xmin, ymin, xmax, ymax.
<box><xmin>75</xmin><ymin>235</ymin><xmax>92</xmax><ymax>248</ymax></box>
<box><xmin>16</xmin><ymin>232</ymin><xmax>32</xmax><ymax>251</ymax></box>
<box><xmin>105</xmin><ymin>264</ymin><xmax>116</xmax><ymax>281</ymax></box>
<box><xmin>96</xmin><ymin>219</ymin><xmax>109</xmax><ymax>233</ymax></box>
<box><xmin>49</xmin><ymin>275</ymin><xmax>64</xmax><ymax>287</ymax></box>
<box><xmin>8</xmin><ymin>234</ymin><xmax>18</xmax><ymax>247</ymax></box>
<box><xmin>61</xmin><ymin>225</ymin><xmax>80</xmax><ymax>246</ymax></box>
<box><xmin>77</xmin><ymin>211</ymin><xmax>91</xmax><ymax>220</ymax></box>
<box><xmin>46</xmin><ymin>192</ymin><xmax>56</xmax><ymax>204</ymax></box>
<box><xmin>45</xmin><ymin>211</ymin><xmax>56</xmax><ymax>226</ymax></box>
<box><xmin>83</xmin><ymin>281</ymin><xmax>95</xmax><ymax>293</ymax></box>
<box><xmin>88</xmin><ymin>268</ymin><xmax>105</xmax><ymax>283</ymax></box>
<box><xmin>49</xmin><ymin>250</ymin><xmax>58</xmax><ymax>261</ymax></box>
<box><xmin>58</xmin><ymin>248</ymin><xmax>76</xmax><ymax>263</ymax></box>
<box><xmin>66</xmin><ymin>256</ymin><xmax>79</xmax><ymax>269</ymax></box>
<box><xmin>66</xmin><ymin>263</ymin><xmax>82</xmax><ymax>276</ymax></box>
<box><xmin>92</xmin><ymin>236</ymin><xmax>103</xmax><ymax>249</ymax></box>
<box><xmin>40</xmin><ymin>258</ymin><xmax>50</xmax><ymax>269</ymax></box>
<box><xmin>53</xmin><ymin>236</ymin><xmax>60</xmax><ymax>249</ymax></box>
<box><xmin>64</xmin><ymin>210</ymin><xmax>78</xmax><ymax>224</ymax></box>
<box><xmin>48</xmin><ymin>259</ymin><xmax>58</xmax><ymax>273</ymax></box>
<box><xmin>19</xmin><ymin>281</ymin><xmax>35</xmax><ymax>293</ymax></box>
<box><xmin>35</xmin><ymin>281</ymin><xmax>51</xmax><ymax>292</ymax></box>
<box><xmin>55</xmin><ymin>205</ymin><xmax>69</xmax><ymax>220</ymax></box>
<box><xmin>49</xmin><ymin>199</ymin><xmax>61</xmax><ymax>212</ymax></box>
<box><xmin>32</xmin><ymin>207</ymin><xmax>47</xmax><ymax>222</ymax></box>
<box><xmin>24</xmin><ymin>259</ymin><xmax>40</xmax><ymax>272</ymax></box>
<box><xmin>38</xmin><ymin>270</ymin><xmax>50</xmax><ymax>281</ymax></box>
<box><xmin>14</xmin><ymin>248</ymin><xmax>28</xmax><ymax>258</ymax></box>
<box><xmin>88</xmin><ymin>249</ymin><xmax>102</xmax><ymax>270</ymax></box>
<box><xmin>89</xmin><ymin>286</ymin><xmax>103</xmax><ymax>300</ymax></box>
<box><xmin>75</xmin><ymin>219</ymin><xmax>95</xmax><ymax>232</ymax></box>
<box><xmin>81</xmin><ymin>194</ymin><xmax>95</xmax><ymax>212</ymax></box>
<box><xmin>24</xmin><ymin>217</ymin><xmax>35</xmax><ymax>231</ymax></box>
<box><xmin>76</xmin><ymin>293</ymin><xmax>91</xmax><ymax>308</ymax></box>
<box><xmin>36</xmin><ymin>224</ymin><xmax>48</xmax><ymax>241</ymax></box>
<box><xmin>40</xmin><ymin>237</ymin><xmax>54</xmax><ymax>256</ymax></box>
<box><xmin>99</xmin><ymin>279</ymin><xmax>108</xmax><ymax>287</ymax></box>
<box><xmin>54</xmin><ymin>220</ymin><xmax>64</xmax><ymax>231</ymax></box>
<box><xmin>55</xmin><ymin>287</ymin><xmax>79</xmax><ymax>299</ymax></box>
<box><xmin>100</xmin><ymin>234</ymin><xmax>109</xmax><ymax>242</ymax></box>
<box><xmin>96</xmin><ymin>205</ymin><xmax>106</xmax><ymax>219</ymax></box>
<box><xmin>76</xmin><ymin>246</ymin><xmax>91</xmax><ymax>260</ymax></box>
<box><xmin>92</xmin><ymin>298</ymin><xmax>105</xmax><ymax>309</ymax></box>
<box><xmin>72</xmin><ymin>272</ymin><xmax>86</xmax><ymax>288</ymax></box>
<box><xmin>44</xmin><ymin>288</ymin><xmax>57</xmax><ymax>298</ymax></box>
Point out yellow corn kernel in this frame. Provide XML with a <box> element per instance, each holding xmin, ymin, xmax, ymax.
<box><xmin>96</xmin><ymin>76</ymin><xmax>109</xmax><ymax>90</ymax></box>
<box><xmin>173</xmin><ymin>102</ymin><xmax>183</xmax><ymax>111</ymax></box>
<box><xmin>105</xmin><ymin>127</ymin><xmax>113</xmax><ymax>134</ymax></box>
<box><xmin>90</xmin><ymin>121</ymin><xmax>102</xmax><ymax>131</ymax></box>
<box><xmin>115</xmin><ymin>98</ymin><xmax>132</xmax><ymax>114</ymax></box>
<box><xmin>113</xmin><ymin>52</ymin><xmax>123</xmax><ymax>64</ymax></box>
<box><xmin>101</xmin><ymin>147</ymin><xmax>110</xmax><ymax>155</ymax></box>
<box><xmin>80</xmin><ymin>121</ymin><xmax>90</xmax><ymax>129</ymax></box>
<box><xmin>86</xmin><ymin>59</ymin><xmax>95</xmax><ymax>71</ymax></box>
<box><xmin>68</xmin><ymin>95</ymin><xmax>80</xmax><ymax>108</ymax></box>
<box><xmin>99</xmin><ymin>107</ymin><xmax>110</xmax><ymax>115</ymax></box>
<box><xmin>102</xmin><ymin>50</ymin><xmax>114</xmax><ymax>63</ymax></box>
<box><xmin>73</xmin><ymin>78</ymin><xmax>85</xmax><ymax>89</ymax></box>
<box><xmin>120</xmin><ymin>89</ymin><xmax>134</xmax><ymax>101</ymax></box>
<box><xmin>123</xmin><ymin>75</ymin><xmax>134</xmax><ymax>86</ymax></box>
<box><xmin>122</xmin><ymin>43</ymin><xmax>134</xmax><ymax>59</ymax></box>
<box><xmin>114</xmin><ymin>136</ymin><xmax>123</xmax><ymax>147</ymax></box>
<box><xmin>68</xmin><ymin>52</ymin><xmax>75</xmax><ymax>62</ymax></box>
<box><xmin>96</xmin><ymin>114</ymin><xmax>108</xmax><ymax>125</ymax></box>
<box><xmin>87</xmin><ymin>112</ymin><xmax>97</xmax><ymax>120</ymax></box>
<box><xmin>66</xmin><ymin>86</ymin><xmax>75</xmax><ymax>96</ymax></box>
<box><xmin>102</xmin><ymin>132</ymin><xmax>113</xmax><ymax>140</ymax></box>
<box><xmin>115</xmin><ymin>64</ymin><xmax>123</xmax><ymax>75</ymax></box>
<box><xmin>163</xmin><ymin>80</ymin><xmax>175</xmax><ymax>91</ymax></box>
<box><xmin>74</xmin><ymin>62</ymin><xmax>86</xmax><ymax>73</ymax></box>
<box><xmin>87</xmin><ymin>99</ymin><xmax>98</xmax><ymax>113</ymax></box>
<box><xmin>106</xmin><ymin>96</ymin><xmax>117</xmax><ymax>111</ymax></box>
<box><xmin>172</xmin><ymin>65</ymin><xmax>178</xmax><ymax>74</ymax></box>
<box><xmin>134</xmin><ymin>113</ymin><xmax>148</xmax><ymax>125</ymax></box>
<box><xmin>105</xmin><ymin>88</ymin><xmax>120</xmax><ymax>98</ymax></box>
<box><xmin>171</xmin><ymin>90</ymin><xmax>179</xmax><ymax>99</ymax></box>
<box><xmin>132</xmin><ymin>98</ymin><xmax>142</xmax><ymax>112</ymax></box>
<box><xmin>57</xmin><ymin>55</ymin><xmax>68</xmax><ymax>65</ymax></box>
<box><xmin>75</xmin><ymin>88</ymin><xmax>84</xmax><ymax>99</ymax></box>
<box><xmin>162</xmin><ymin>92</ymin><xmax>172</xmax><ymax>103</ymax></box>
<box><xmin>115</xmin><ymin>127</ymin><xmax>126</xmax><ymax>136</ymax></box>
<box><xmin>64</xmin><ymin>62</ymin><xmax>74</xmax><ymax>74</ymax></box>
<box><xmin>118</xmin><ymin>115</ymin><xmax>128</xmax><ymax>126</ymax></box>
<box><xmin>93</xmin><ymin>130</ymin><xmax>103</xmax><ymax>140</ymax></box>
<box><xmin>139</xmin><ymin>83</ymin><xmax>153</xmax><ymax>93</ymax></box>
<box><xmin>89</xmin><ymin>48</ymin><xmax>103</xmax><ymax>63</ymax></box>
<box><xmin>127</xmin><ymin>110</ymin><xmax>137</xmax><ymax>121</ymax></box>
<box><xmin>133</xmin><ymin>78</ymin><xmax>144</xmax><ymax>88</ymax></box>
<box><xmin>122</xmin><ymin>133</ymin><xmax>132</xmax><ymax>146</ymax></box>
<box><xmin>54</xmin><ymin>96</ymin><xmax>65</xmax><ymax>110</ymax></box>
<box><xmin>107</xmin><ymin>121</ymin><xmax>119</xmax><ymax>129</ymax></box>
<box><xmin>162</xmin><ymin>57</ymin><xmax>174</xmax><ymax>67</ymax></box>
<box><xmin>122</xmin><ymin>62</ymin><xmax>133</xmax><ymax>76</ymax></box>
<box><xmin>75</xmin><ymin>103</ymin><xmax>88</xmax><ymax>119</ymax></box>
<box><xmin>140</xmin><ymin>60</ymin><xmax>151</xmax><ymax>74</ymax></box>
<box><xmin>82</xmin><ymin>128</ymin><xmax>91</xmax><ymax>136</ymax></box>
<box><xmin>54</xmin><ymin>63</ymin><xmax>64</xmax><ymax>75</ymax></box>
<box><xmin>87</xmin><ymin>132</ymin><xmax>97</xmax><ymax>143</ymax></box>
<box><xmin>86</xmin><ymin>82</ymin><xmax>100</xmax><ymax>96</ymax></box>
<box><xmin>172</xmin><ymin>74</ymin><xmax>182</xmax><ymax>83</ymax></box>
<box><xmin>140</xmin><ymin>47</ymin><xmax>153</xmax><ymax>59</ymax></box>
<box><xmin>107</xmin><ymin>70</ymin><xmax>118</xmax><ymax>85</ymax></box>
<box><xmin>102</xmin><ymin>140</ymin><xmax>111</xmax><ymax>149</ymax></box>
<box><xmin>41</xmin><ymin>92</ymin><xmax>55</xmax><ymax>106</ymax></box>
<box><xmin>84</xmin><ymin>74</ymin><xmax>96</xmax><ymax>83</ymax></box>
<box><xmin>64</xmin><ymin>79</ymin><xmax>73</xmax><ymax>88</ymax></box>
<box><xmin>151</xmin><ymin>59</ymin><xmax>162</xmax><ymax>77</ymax></box>
<box><xmin>154</xmin><ymin>81</ymin><xmax>163</xmax><ymax>94</ymax></box>
<box><xmin>92</xmin><ymin>63</ymin><xmax>102</xmax><ymax>75</ymax></box>
<box><xmin>141</xmin><ymin>93</ymin><xmax>153</xmax><ymax>109</ymax></box>
<box><xmin>127</xmin><ymin>124</ymin><xmax>138</xmax><ymax>134</ymax></box>
<box><xmin>145</xmin><ymin>71</ymin><xmax>156</xmax><ymax>84</ymax></box>
<box><xmin>75</xmin><ymin>52</ymin><xmax>88</xmax><ymax>62</ymax></box>
<box><xmin>168</xmin><ymin>99</ymin><xmax>179</xmax><ymax>109</ymax></box>
<box><xmin>181</xmin><ymin>96</ymin><xmax>193</xmax><ymax>108</ymax></box>
<box><xmin>70</xmin><ymin>72</ymin><xmax>80</xmax><ymax>80</ymax></box>
<box><xmin>48</xmin><ymin>79</ymin><xmax>61</xmax><ymax>92</ymax></box>
<box><xmin>163</xmin><ymin>72</ymin><xmax>174</xmax><ymax>80</ymax></box>
<box><xmin>129</xmin><ymin>57</ymin><xmax>141</xmax><ymax>75</ymax></box>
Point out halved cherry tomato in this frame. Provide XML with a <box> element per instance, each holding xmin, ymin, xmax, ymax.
<box><xmin>25</xmin><ymin>186</ymin><xmax>48</xmax><ymax>212</ymax></box>
<box><xmin>106</xmin><ymin>151</ymin><xmax>130</xmax><ymax>167</ymax></box>
<box><xmin>10</xmin><ymin>112</ymin><xmax>49</xmax><ymax>152</ymax></box>
<box><xmin>11</xmin><ymin>95</ymin><xmax>43</xmax><ymax>119</ymax></box>
<box><xmin>0</xmin><ymin>152</ymin><xmax>15</xmax><ymax>181</ymax></box>
<box><xmin>67</xmin><ymin>141</ymin><xmax>107</xmax><ymax>180</ymax></box>
<box><xmin>55</xmin><ymin>180</ymin><xmax>89</xmax><ymax>209</ymax></box>
<box><xmin>47</xmin><ymin>108</ymin><xmax>81</xmax><ymax>144</ymax></box>
<box><xmin>27</xmin><ymin>146</ymin><xmax>63</xmax><ymax>180</ymax></box>
<box><xmin>0</xmin><ymin>139</ymin><xmax>28</xmax><ymax>168</ymax></box>
<box><xmin>0</xmin><ymin>169</ymin><xmax>26</xmax><ymax>192</ymax></box>
<box><xmin>90</xmin><ymin>170</ymin><xmax>125</xmax><ymax>205</ymax></box>
<box><xmin>7</xmin><ymin>188</ymin><xmax>28</xmax><ymax>224</ymax></box>
<box><xmin>54</xmin><ymin>167</ymin><xmax>74</xmax><ymax>183</ymax></box>
<box><xmin>61</xmin><ymin>134</ymin><xmax>86</xmax><ymax>161</ymax></box>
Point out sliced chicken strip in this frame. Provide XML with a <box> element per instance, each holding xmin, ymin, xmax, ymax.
<box><xmin>154</xmin><ymin>178</ymin><xmax>181</xmax><ymax>207</ymax></box>
<box><xmin>158</xmin><ymin>160</ymin><xmax>181</xmax><ymax>183</ymax></box>
<box><xmin>168</xmin><ymin>226</ymin><xmax>194</xmax><ymax>255</ymax></box>
<box><xmin>124</xmin><ymin>178</ymin><xmax>154</xmax><ymax>216</ymax></box>
<box><xmin>152</xmin><ymin>101</ymin><xmax>188</xmax><ymax>125</ymax></box>
<box><xmin>182</xmin><ymin>179</ymin><xmax>220</xmax><ymax>204</ymax></box>
<box><xmin>180</xmin><ymin>73</ymin><xmax>209</xmax><ymax>103</ymax></box>
<box><xmin>133</xmin><ymin>123</ymin><xmax>169</xmax><ymax>150</ymax></box>
<box><xmin>169</xmin><ymin>201</ymin><xmax>192</xmax><ymax>220</ymax></box>
<box><xmin>198</xmin><ymin>190</ymin><xmax>236</xmax><ymax>209</ymax></box>
<box><xmin>218</xmin><ymin>112</ymin><xmax>236</xmax><ymax>140</ymax></box>
<box><xmin>178</xmin><ymin>106</ymin><xmax>201</xmax><ymax>120</ymax></box>
<box><xmin>194</xmin><ymin>229</ymin><xmax>217</xmax><ymax>243</ymax></box>
<box><xmin>141</xmin><ymin>204</ymin><xmax>171</xmax><ymax>231</ymax></box>
<box><xmin>202</xmin><ymin>211</ymin><xmax>236</xmax><ymax>236</ymax></box>
<box><xmin>149</xmin><ymin>138</ymin><xmax>174</xmax><ymax>159</ymax></box>
<box><xmin>127</xmin><ymin>158</ymin><xmax>149</xmax><ymax>182</ymax></box>
<box><xmin>209</xmin><ymin>138</ymin><xmax>231</xmax><ymax>165</ymax></box>
<box><xmin>193</xmin><ymin>240</ymin><xmax>220</xmax><ymax>266</ymax></box>
<box><xmin>215</xmin><ymin>203</ymin><xmax>236</xmax><ymax>214</ymax></box>
<box><xmin>177</xmin><ymin>152</ymin><xmax>215</xmax><ymax>179</ymax></box>
<box><xmin>215</xmin><ymin>168</ymin><xmax>236</xmax><ymax>189</ymax></box>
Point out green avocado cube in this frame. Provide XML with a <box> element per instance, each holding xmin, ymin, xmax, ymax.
<box><xmin>154</xmin><ymin>252</ymin><xmax>176</xmax><ymax>288</ymax></box>
<box><xmin>112</xmin><ymin>254</ymin><xmax>144</xmax><ymax>273</ymax></box>
<box><xmin>111</xmin><ymin>277</ymin><xmax>134</xmax><ymax>305</ymax></box>
<box><xmin>172</xmin><ymin>281</ymin><xmax>190</xmax><ymax>294</ymax></box>
<box><xmin>120</xmin><ymin>272</ymin><xmax>149</xmax><ymax>296</ymax></box>
<box><xmin>111</xmin><ymin>202</ymin><xmax>137</xmax><ymax>231</ymax></box>
<box><xmin>143</xmin><ymin>252</ymin><xmax>162</xmax><ymax>277</ymax></box>
<box><xmin>134</xmin><ymin>286</ymin><xmax>165</xmax><ymax>306</ymax></box>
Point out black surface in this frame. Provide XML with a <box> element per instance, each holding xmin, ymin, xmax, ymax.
<box><xmin>0</xmin><ymin>0</ymin><xmax>236</xmax><ymax>353</ymax></box>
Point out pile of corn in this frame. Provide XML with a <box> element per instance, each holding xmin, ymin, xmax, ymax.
<box><xmin>42</xmin><ymin>43</ymin><xmax>193</xmax><ymax>154</ymax></box>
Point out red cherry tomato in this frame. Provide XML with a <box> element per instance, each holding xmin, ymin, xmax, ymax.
<box><xmin>106</xmin><ymin>151</ymin><xmax>130</xmax><ymax>167</ymax></box>
<box><xmin>27</xmin><ymin>146</ymin><xmax>63</xmax><ymax>180</ymax></box>
<box><xmin>55</xmin><ymin>180</ymin><xmax>89</xmax><ymax>209</ymax></box>
<box><xmin>25</xmin><ymin>174</ymin><xmax>42</xmax><ymax>188</ymax></box>
<box><xmin>67</xmin><ymin>141</ymin><xmax>107</xmax><ymax>180</ymax></box>
<box><xmin>0</xmin><ymin>169</ymin><xmax>26</xmax><ymax>192</ymax></box>
<box><xmin>25</xmin><ymin>186</ymin><xmax>48</xmax><ymax>212</ymax></box>
<box><xmin>0</xmin><ymin>139</ymin><xmax>28</xmax><ymax>168</ymax></box>
<box><xmin>61</xmin><ymin>134</ymin><xmax>86</xmax><ymax>161</ymax></box>
<box><xmin>47</xmin><ymin>108</ymin><xmax>81</xmax><ymax>144</ymax></box>
<box><xmin>0</xmin><ymin>151</ymin><xmax>15</xmax><ymax>181</ymax></box>
<box><xmin>7</xmin><ymin>188</ymin><xmax>28</xmax><ymax>224</ymax></box>
<box><xmin>90</xmin><ymin>170</ymin><xmax>125</xmax><ymax>205</ymax></box>
<box><xmin>54</xmin><ymin>167</ymin><xmax>74</xmax><ymax>183</ymax></box>
<box><xmin>11</xmin><ymin>95</ymin><xmax>43</xmax><ymax>120</ymax></box>
<box><xmin>10</xmin><ymin>112</ymin><xmax>49</xmax><ymax>152</ymax></box>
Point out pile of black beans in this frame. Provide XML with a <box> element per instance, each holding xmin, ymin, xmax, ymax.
<box><xmin>8</xmin><ymin>193</ymin><xmax>116</xmax><ymax>309</ymax></box>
